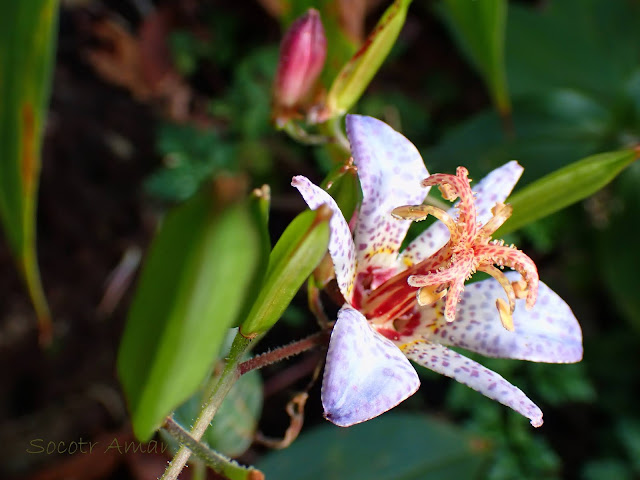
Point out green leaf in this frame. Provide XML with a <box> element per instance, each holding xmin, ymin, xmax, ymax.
<box><xmin>326</xmin><ymin>0</ymin><xmax>412</xmax><ymax>116</ymax></box>
<box><xmin>257</xmin><ymin>413</ymin><xmax>489</xmax><ymax>479</ymax></box>
<box><xmin>321</xmin><ymin>160</ymin><xmax>361</xmax><ymax>224</ymax></box>
<box><xmin>0</xmin><ymin>0</ymin><xmax>58</xmax><ymax>342</ymax></box>
<box><xmin>118</xmin><ymin>183</ymin><xmax>266</xmax><ymax>441</ymax></box>
<box><xmin>497</xmin><ymin>148</ymin><xmax>638</xmax><ymax>236</ymax></box>
<box><xmin>241</xmin><ymin>206</ymin><xmax>331</xmax><ymax>335</ymax></box>
<box><xmin>438</xmin><ymin>0</ymin><xmax>510</xmax><ymax>114</ymax></box>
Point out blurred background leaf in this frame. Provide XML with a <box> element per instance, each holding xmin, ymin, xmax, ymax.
<box><xmin>595</xmin><ymin>161</ymin><xmax>640</xmax><ymax>332</ymax></box>
<box><xmin>0</xmin><ymin>0</ymin><xmax>58</xmax><ymax>343</ymax></box>
<box><xmin>258</xmin><ymin>412</ymin><xmax>490</xmax><ymax>479</ymax></box>
<box><xmin>437</xmin><ymin>0</ymin><xmax>509</xmax><ymax>115</ymax></box>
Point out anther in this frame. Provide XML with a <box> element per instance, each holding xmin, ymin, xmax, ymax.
<box><xmin>496</xmin><ymin>298</ymin><xmax>515</xmax><ymax>332</ymax></box>
<box><xmin>416</xmin><ymin>286</ymin><xmax>448</xmax><ymax>306</ymax></box>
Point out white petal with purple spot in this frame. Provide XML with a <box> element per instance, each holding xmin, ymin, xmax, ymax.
<box><xmin>292</xmin><ymin>175</ymin><xmax>357</xmax><ymax>302</ymax></box>
<box><xmin>468</xmin><ymin>161</ymin><xmax>524</xmax><ymax>225</ymax></box>
<box><xmin>322</xmin><ymin>306</ymin><xmax>420</xmax><ymax>427</ymax></box>
<box><xmin>346</xmin><ymin>115</ymin><xmax>429</xmax><ymax>277</ymax></box>
<box><xmin>418</xmin><ymin>272</ymin><xmax>583</xmax><ymax>363</ymax></box>
<box><xmin>402</xmin><ymin>341</ymin><xmax>543</xmax><ymax>427</ymax></box>
<box><xmin>398</xmin><ymin>161</ymin><xmax>524</xmax><ymax>268</ymax></box>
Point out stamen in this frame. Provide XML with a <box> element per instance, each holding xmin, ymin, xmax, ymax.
<box><xmin>416</xmin><ymin>285</ymin><xmax>447</xmax><ymax>306</ymax></box>
<box><xmin>479</xmin><ymin>265</ymin><xmax>516</xmax><ymax>313</ymax></box>
<box><xmin>475</xmin><ymin>244</ymin><xmax>539</xmax><ymax>309</ymax></box>
<box><xmin>512</xmin><ymin>279</ymin><xmax>528</xmax><ymax>299</ymax></box>
<box><xmin>439</xmin><ymin>183</ymin><xmax>458</xmax><ymax>201</ymax></box>
<box><xmin>391</xmin><ymin>205</ymin><xmax>458</xmax><ymax>234</ymax></box>
<box><xmin>496</xmin><ymin>298</ymin><xmax>515</xmax><ymax>331</ymax></box>
<box><xmin>479</xmin><ymin>202</ymin><xmax>513</xmax><ymax>238</ymax></box>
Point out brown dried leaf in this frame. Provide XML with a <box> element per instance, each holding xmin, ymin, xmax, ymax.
<box><xmin>85</xmin><ymin>13</ymin><xmax>191</xmax><ymax>122</ymax></box>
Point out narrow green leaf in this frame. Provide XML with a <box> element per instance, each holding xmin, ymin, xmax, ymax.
<box><xmin>0</xmin><ymin>0</ymin><xmax>58</xmax><ymax>343</ymax></box>
<box><xmin>241</xmin><ymin>206</ymin><xmax>331</xmax><ymax>335</ymax></box>
<box><xmin>236</xmin><ymin>186</ymin><xmax>271</xmax><ymax>325</ymax></box>
<box><xmin>118</xmin><ymin>184</ymin><xmax>266</xmax><ymax>441</ymax></box>
<box><xmin>326</xmin><ymin>0</ymin><xmax>412</xmax><ymax>116</ymax></box>
<box><xmin>438</xmin><ymin>0</ymin><xmax>510</xmax><ymax>114</ymax></box>
<box><xmin>257</xmin><ymin>413</ymin><xmax>489</xmax><ymax>479</ymax></box>
<box><xmin>498</xmin><ymin>148</ymin><xmax>639</xmax><ymax>236</ymax></box>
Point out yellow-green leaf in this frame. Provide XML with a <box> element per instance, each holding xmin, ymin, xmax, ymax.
<box><xmin>241</xmin><ymin>206</ymin><xmax>331</xmax><ymax>336</ymax></box>
<box><xmin>325</xmin><ymin>0</ymin><xmax>412</xmax><ymax>116</ymax></box>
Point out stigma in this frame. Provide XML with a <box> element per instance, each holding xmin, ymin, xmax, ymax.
<box><xmin>392</xmin><ymin>167</ymin><xmax>539</xmax><ymax>329</ymax></box>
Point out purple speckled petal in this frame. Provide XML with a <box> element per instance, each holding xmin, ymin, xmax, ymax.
<box><xmin>346</xmin><ymin>115</ymin><xmax>429</xmax><ymax>278</ymax></box>
<box><xmin>402</xmin><ymin>341</ymin><xmax>543</xmax><ymax>427</ymax></box>
<box><xmin>292</xmin><ymin>176</ymin><xmax>357</xmax><ymax>302</ymax></box>
<box><xmin>417</xmin><ymin>272</ymin><xmax>583</xmax><ymax>363</ymax></box>
<box><xmin>399</xmin><ymin>161</ymin><xmax>524</xmax><ymax>268</ymax></box>
<box><xmin>322</xmin><ymin>306</ymin><xmax>420</xmax><ymax>427</ymax></box>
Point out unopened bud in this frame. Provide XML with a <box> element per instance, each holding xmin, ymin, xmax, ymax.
<box><xmin>274</xmin><ymin>9</ymin><xmax>327</xmax><ymax>109</ymax></box>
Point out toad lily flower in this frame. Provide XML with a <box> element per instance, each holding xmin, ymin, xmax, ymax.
<box><xmin>292</xmin><ymin>115</ymin><xmax>583</xmax><ymax>428</ymax></box>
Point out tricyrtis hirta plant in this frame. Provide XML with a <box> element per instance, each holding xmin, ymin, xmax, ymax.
<box><xmin>293</xmin><ymin>114</ymin><xmax>583</xmax><ymax>428</ymax></box>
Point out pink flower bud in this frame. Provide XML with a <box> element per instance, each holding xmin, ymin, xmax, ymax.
<box><xmin>274</xmin><ymin>9</ymin><xmax>327</xmax><ymax>109</ymax></box>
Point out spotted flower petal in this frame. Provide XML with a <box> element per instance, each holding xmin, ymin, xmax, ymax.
<box><xmin>402</xmin><ymin>341</ymin><xmax>543</xmax><ymax>427</ymax></box>
<box><xmin>322</xmin><ymin>306</ymin><xmax>420</xmax><ymax>427</ymax></box>
<box><xmin>418</xmin><ymin>272</ymin><xmax>583</xmax><ymax>363</ymax></box>
<box><xmin>399</xmin><ymin>161</ymin><xmax>524</xmax><ymax>267</ymax></box>
<box><xmin>292</xmin><ymin>175</ymin><xmax>357</xmax><ymax>302</ymax></box>
<box><xmin>346</xmin><ymin>115</ymin><xmax>429</xmax><ymax>277</ymax></box>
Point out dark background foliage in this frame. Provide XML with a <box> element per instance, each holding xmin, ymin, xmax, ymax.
<box><xmin>1</xmin><ymin>0</ymin><xmax>639</xmax><ymax>479</ymax></box>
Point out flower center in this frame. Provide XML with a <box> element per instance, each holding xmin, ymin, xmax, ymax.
<box><xmin>366</xmin><ymin>167</ymin><xmax>540</xmax><ymax>330</ymax></box>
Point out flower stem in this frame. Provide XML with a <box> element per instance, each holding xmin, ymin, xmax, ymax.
<box><xmin>283</xmin><ymin>121</ymin><xmax>331</xmax><ymax>145</ymax></box>
<box><xmin>238</xmin><ymin>330</ymin><xmax>330</xmax><ymax>376</ymax></box>
<box><xmin>163</xmin><ymin>416</ymin><xmax>264</xmax><ymax>480</ymax></box>
<box><xmin>329</xmin><ymin>115</ymin><xmax>350</xmax><ymax>153</ymax></box>
<box><xmin>160</xmin><ymin>332</ymin><xmax>254</xmax><ymax>480</ymax></box>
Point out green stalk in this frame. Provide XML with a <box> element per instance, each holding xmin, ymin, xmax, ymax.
<box><xmin>160</xmin><ymin>332</ymin><xmax>254</xmax><ymax>480</ymax></box>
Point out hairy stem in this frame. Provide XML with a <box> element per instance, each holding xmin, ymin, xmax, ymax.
<box><xmin>162</xmin><ymin>416</ymin><xmax>263</xmax><ymax>480</ymax></box>
<box><xmin>160</xmin><ymin>332</ymin><xmax>254</xmax><ymax>480</ymax></box>
<box><xmin>238</xmin><ymin>330</ymin><xmax>330</xmax><ymax>376</ymax></box>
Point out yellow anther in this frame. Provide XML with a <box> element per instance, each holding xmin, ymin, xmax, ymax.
<box><xmin>512</xmin><ymin>279</ymin><xmax>528</xmax><ymax>300</ymax></box>
<box><xmin>391</xmin><ymin>205</ymin><xmax>431</xmax><ymax>222</ymax></box>
<box><xmin>439</xmin><ymin>183</ymin><xmax>458</xmax><ymax>201</ymax></box>
<box><xmin>496</xmin><ymin>298</ymin><xmax>515</xmax><ymax>332</ymax></box>
<box><xmin>416</xmin><ymin>286</ymin><xmax>448</xmax><ymax>306</ymax></box>
<box><xmin>391</xmin><ymin>205</ymin><xmax>458</xmax><ymax>233</ymax></box>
